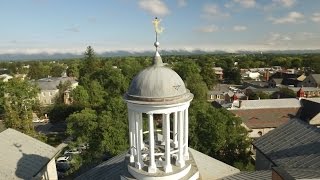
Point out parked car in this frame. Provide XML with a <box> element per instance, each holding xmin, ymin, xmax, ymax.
<box><xmin>64</xmin><ymin>148</ymin><xmax>81</xmax><ymax>155</ymax></box>
<box><xmin>56</xmin><ymin>155</ymin><xmax>71</xmax><ymax>164</ymax></box>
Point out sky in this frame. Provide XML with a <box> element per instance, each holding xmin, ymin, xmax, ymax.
<box><xmin>0</xmin><ymin>0</ymin><xmax>320</xmax><ymax>54</ymax></box>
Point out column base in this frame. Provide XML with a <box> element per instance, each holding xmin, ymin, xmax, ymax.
<box><xmin>184</xmin><ymin>153</ymin><xmax>189</xmax><ymax>160</ymax></box>
<box><xmin>135</xmin><ymin>162</ymin><xmax>144</xmax><ymax>169</ymax></box>
<box><xmin>148</xmin><ymin>165</ymin><xmax>157</xmax><ymax>173</ymax></box>
<box><xmin>163</xmin><ymin>164</ymin><xmax>173</xmax><ymax>173</ymax></box>
<box><xmin>176</xmin><ymin>160</ymin><xmax>185</xmax><ymax>168</ymax></box>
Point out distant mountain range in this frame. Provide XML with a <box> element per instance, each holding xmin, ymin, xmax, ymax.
<box><xmin>1</xmin><ymin>49</ymin><xmax>320</xmax><ymax>61</ymax></box>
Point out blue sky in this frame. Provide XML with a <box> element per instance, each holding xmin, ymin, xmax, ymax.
<box><xmin>0</xmin><ymin>0</ymin><xmax>320</xmax><ymax>54</ymax></box>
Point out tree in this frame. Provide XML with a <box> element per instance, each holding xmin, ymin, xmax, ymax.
<box><xmin>67</xmin><ymin>108</ymin><xmax>128</xmax><ymax>159</ymax></box>
<box><xmin>3</xmin><ymin>78</ymin><xmax>40</xmax><ymax>136</ymax></box>
<box><xmin>55</xmin><ymin>80</ymin><xmax>72</xmax><ymax>104</ymax></box>
<box><xmin>50</xmin><ymin>63</ymin><xmax>66</xmax><ymax>77</ymax></box>
<box><xmin>200</xmin><ymin>63</ymin><xmax>217</xmax><ymax>90</ymax></box>
<box><xmin>189</xmin><ymin>101</ymin><xmax>251</xmax><ymax>170</ymax></box>
<box><xmin>224</xmin><ymin>68</ymin><xmax>241</xmax><ymax>84</ymax></box>
<box><xmin>247</xmin><ymin>91</ymin><xmax>270</xmax><ymax>100</ymax></box>
<box><xmin>271</xmin><ymin>87</ymin><xmax>296</xmax><ymax>99</ymax></box>
<box><xmin>79</xmin><ymin>46</ymin><xmax>101</xmax><ymax>78</ymax></box>
<box><xmin>70</xmin><ymin>85</ymin><xmax>90</xmax><ymax>107</ymax></box>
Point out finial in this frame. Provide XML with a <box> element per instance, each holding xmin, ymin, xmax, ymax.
<box><xmin>152</xmin><ymin>17</ymin><xmax>164</xmax><ymax>50</ymax></box>
<box><xmin>152</xmin><ymin>17</ymin><xmax>164</xmax><ymax>66</ymax></box>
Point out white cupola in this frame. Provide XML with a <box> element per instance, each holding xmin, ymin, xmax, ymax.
<box><xmin>123</xmin><ymin>17</ymin><xmax>194</xmax><ymax>179</ymax></box>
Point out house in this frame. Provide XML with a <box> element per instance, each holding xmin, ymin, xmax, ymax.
<box><xmin>32</xmin><ymin>77</ymin><xmax>78</xmax><ymax>106</ymax></box>
<box><xmin>207</xmin><ymin>84</ymin><xmax>230</xmax><ymax>102</ymax></box>
<box><xmin>269</xmin><ymin>72</ymin><xmax>300</xmax><ymax>87</ymax></box>
<box><xmin>302</xmin><ymin>74</ymin><xmax>320</xmax><ymax>88</ymax></box>
<box><xmin>288</xmin><ymin>87</ymin><xmax>320</xmax><ymax>98</ymax></box>
<box><xmin>213</xmin><ymin>67</ymin><xmax>223</xmax><ymax>80</ymax></box>
<box><xmin>229</xmin><ymin>98</ymin><xmax>301</xmax><ymax>139</ymax></box>
<box><xmin>0</xmin><ymin>128</ymin><xmax>58</xmax><ymax>179</ymax></box>
<box><xmin>253</xmin><ymin>119</ymin><xmax>320</xmax><ymax>179</ymax></box>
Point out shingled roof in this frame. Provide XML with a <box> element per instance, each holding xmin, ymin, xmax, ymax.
<box><xmin>230</xmin><ymin>108</ymin><xmax>299</xmax><ymax>129</ymax></box>
<box><xmin>220</xmin><ymin>170</ymin><xmax>271</xmax><ymax>180</ymax></box>
<box><xmin>253</xmin><ymin>119</ymin><xmax>320</xmax><ymax>169</ymax></box>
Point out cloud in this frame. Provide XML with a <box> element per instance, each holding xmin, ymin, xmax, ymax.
<box><xmin>270</xmin><ymin>11</ymin><xmax>304</xmax><ymax>24</ymax></box>
<box><xmin>233</xmin><ymin>0</ymin><xmax>256</xmax><ymax>8</ymax></box>
<box><xmin>177</xmin><ymin>0</ymin><xmax>187</xmax><ymax>7</ymax></box>
<box><xmin>65</xmin><ymin>26</ymin><xmax>80</xmax><ymax>32</ymax></box>
<box><xmin>195</xmin><ymin>24</ymin><xmax>219</xmax><ymax>33</ymax></box>
<box><xmin>272</xmin><ymin>0</ymin><xmax>295</xmax><ymax>7</ymax></box>
<box><xmin>202</xmin><ymin>4</ymin><xmax>230</xmax><ymax>19</ymax></box>
<box><xmin>138</xmin><ymin>0</ymin><xmax>170</xmax><ymax>16</ymax></box>
<box><xmin>233</xmin><ymin>25</ymin><xmax>247</xmax><ymax>31</ymax></box>
<box><xmin>311</xmin><ymin>12</ymin><xmax>320</xmax><ymax>22</ymax></box>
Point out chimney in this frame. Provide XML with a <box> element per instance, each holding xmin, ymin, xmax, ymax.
<box><xmin>265</xmin><ymin>70</ymin><xmax>269</xmax><ymax>81</ymax></box>
<box><xmin>239</xmin><ymin>100</ymin><xmax>242</xmax><ymax>108</ymax></box>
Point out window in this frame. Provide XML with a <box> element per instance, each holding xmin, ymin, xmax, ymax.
<box><xmin>49</xmin><ymin>92</ymin><xmax>52</xmax><ymax>96</ymax></box>
<box><xmin>258</xmin><ymin>131</ymin><xmax>262</xmax><ymax>136</ymax></box>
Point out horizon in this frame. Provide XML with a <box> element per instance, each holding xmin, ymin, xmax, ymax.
<box><xmin>1</xmin><ymin>0</ymin><xmax>320</xmax><ymax>54</ymax></box>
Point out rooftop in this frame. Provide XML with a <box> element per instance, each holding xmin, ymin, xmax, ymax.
<box><xmin>234</xmin><ymin>98</ymin><xmax>301</xmax><ymax>110</ymax></box>
<box><xmin>230</xmin><ymin>107</ymin><xmax>299</xmax><ymax>129</ymax></box>
<box><xmin>76</xmin><ymin>148</ymin><xmax>240</xmax><ymax>180</ymax></box>
<box><xmin>0</xmin><ymin>128</ymin><xmax>58</xmax><ymax>179</ymax></box>
<box><xmin>253</xmin><ymin>119</ymin><xmax>320</xmax><ymax>169</ymax></box>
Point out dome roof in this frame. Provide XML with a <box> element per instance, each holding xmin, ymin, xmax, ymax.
<box><xmin>126</xmin><ymin>51</ymin><xmax>192</xmax><ymax>104</ymax></box>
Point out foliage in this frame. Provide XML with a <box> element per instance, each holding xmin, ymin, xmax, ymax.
<box><xmin>271</xmin><ymin>87</ymin><xmax>296</xmax><ymax>99</ymax></box>
<box><xmin>189</xmin><ymin>100</ymin><xmax>251</xmax><ymax>169</ymax></box>
<box><xmin>247</xmin><ymin>91</ymin><xmax>270</xmax><ymax>100</ymax></box>
<box><xmin>224</xmin><ymin>68</ymin><xmax>241</xmax><ymax>84</ymax></box>
<box><xmin>3</xmin><ymin>78</ymin><xmax>40</xmax><ymax>137</ymax></box>
<box><xmin>54</xmin><ymin>80</ymin><xmax>72</xmax><ymax>104</ymax></box>
<box><xmin>48</xmin><ymin>104</ymin><xmax>83</xmax><ymax>123</ymax></box>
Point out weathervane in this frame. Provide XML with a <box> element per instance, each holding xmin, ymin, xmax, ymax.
<box><xmin>152</xmin><ymin>17</ymin><xmax>164</xmax><ymax>50</ymax></box>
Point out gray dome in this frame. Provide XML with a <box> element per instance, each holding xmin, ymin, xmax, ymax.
<box><xmin>126</xmin><ymin>51</ymin><xmax>191</xmax><ymax>103</ymax></box>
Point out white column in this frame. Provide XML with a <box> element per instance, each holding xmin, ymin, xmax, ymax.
<box><xmin>139</xmin><ymin>113</ymin><xmax>144</xmax><ymax>149</ymax></box>
<box><xmin>184</xmin><ymin>108</ymin><xmax>189</xmax><ymax>160</ymax></box>
<box><xmin>132</xmin><ymin>111</ymin><xmax>137</xmax><ymax>157</ymax></box>
<box><xmin>176</xmin><ymin>111</ymin><xmax>185</xmax><ymax>168</ymax></box>
<box><xmin>161</xmin><ymin>114</ymin><xmax>166</xmax><ymax>145</ymax></box>
<box><xmin>173</xmin><ymin>111</ymin><xmax>178</xmax><ymax>148</ymax></box>
<box><xmin>164</xmin><ymin>113</ymin><xmax>172</xmax><ymax>173</ymax></box>
<box><xmin>135</xmin><ymin>113</ymin><xmax>144</xmax><ymax>169</ymax></box>
<box><xmin>128</xmin><ymin>110</ymin><xmax>134</xmax><ymax>163</ymax></box>
<box><xmin>148</xmin><ymin>114</ymin><xmax>157</xmax><ymax>173</ymax></box>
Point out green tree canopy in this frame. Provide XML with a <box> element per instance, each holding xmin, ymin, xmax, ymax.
<box><xmin>3</xmin><ymin>78</ymin><xmax>40</xmax><ymax>136</ymax></box>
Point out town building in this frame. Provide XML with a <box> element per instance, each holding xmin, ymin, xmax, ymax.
<box><xmin>32</xmin><ymin>77</ymin><xmax>78</xmax><ymax>106</ymax></box>
<box><xmin>302</xmin><ymin>74</ymin><xmax>320</xmax><ymax>88</ymax></box>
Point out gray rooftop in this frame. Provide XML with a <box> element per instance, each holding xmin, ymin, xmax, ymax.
<box><xmin>253</xmin><ymin>119</ymin><xmax>320</xmax><ymax>169</ymax></box>
<box><xmin>0</xmin><ymin>128</ymin><xmax>58</xmax><ymax>179</ymax></box>
<box><xmin>235</xmin><ymin>98</ymin><xmax>301</xmax><ymax>110</ymax></box>
<box><xmin>76</xmin><ymin>148</ymin><xmax>240</xmax><ymax>180</ymax></box>
<box><xmin>126</xmin><ymin>51</ymin><xmax>193</xmax><ymax>104</ymax></box>
<box><xmin>220</xmin><ymin>170</ymin><xmax>271</xmax><ymax>180</ymax></box>
<box><xmin>32</xmin><ymin>77</ymin><xmax>77</xmax><ymax>90</ymax></box>
<box><xmin>310</xmin><ymin>74</ymin><xmax>320</xmax><ymax>84</ymax></box>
